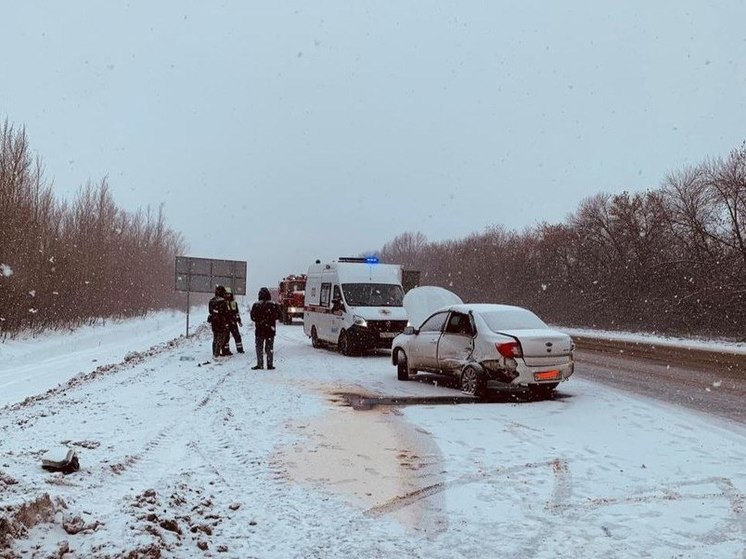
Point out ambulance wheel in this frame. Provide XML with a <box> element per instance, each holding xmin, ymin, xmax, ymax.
<box><xmin>338</xmin><ymin>330</ymin><xmax>354</xmax><ymax>356</ymax></box>
<box><xmin>311</xmin><ymin>326</ymin><xmax>324</xmax><ymax>348</ymax></box>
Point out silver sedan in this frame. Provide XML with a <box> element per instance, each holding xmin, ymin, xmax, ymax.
<box><xmin>391</xmin><ymin>303</ymin><xmax>574</xmax><ymax>399</ymax></box>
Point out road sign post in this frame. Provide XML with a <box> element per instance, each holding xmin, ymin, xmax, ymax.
<box><xmin>175</xmin><ymin>256</ymin><xmax>247</xmax><ymax>337</ymax></box>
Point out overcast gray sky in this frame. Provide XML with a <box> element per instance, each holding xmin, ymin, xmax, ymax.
<box><xmin>3</xmin><ymin>1</ymin><xmax>745</xmax><ymax>294</ymax></box>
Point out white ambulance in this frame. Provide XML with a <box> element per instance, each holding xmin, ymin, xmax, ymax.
<box><xmin>303</xmin><ymin>257</ymin><xmax>409</xmax><ymax>355</ymax></box>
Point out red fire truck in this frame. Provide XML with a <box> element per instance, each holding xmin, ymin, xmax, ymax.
<box><xmin>278</xmin><ymin>274</ymin><xmax>306</xmax><ymax>324</ymax></box>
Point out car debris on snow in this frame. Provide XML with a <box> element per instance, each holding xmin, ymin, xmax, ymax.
<box><xmin>40</xmin><ymin>448</ymin><xmax>79</xmax><ymax>475</ymax></box>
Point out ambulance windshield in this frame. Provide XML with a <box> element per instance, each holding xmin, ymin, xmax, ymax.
<box><xmin>341</xmin><ymin>284</ymin><xmax>404</xmax><ymax>307</ymax></box>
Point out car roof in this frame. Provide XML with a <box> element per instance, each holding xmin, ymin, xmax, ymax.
<box><xmin>433</xmin><ymin>303</ymin><xmax>531</xmax><ymax>315</ymax></box>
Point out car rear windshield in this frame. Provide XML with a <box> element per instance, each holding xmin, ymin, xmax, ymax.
<box><xmin>341</xmin><ymin>283</ymin><xmax>404</xmax><ymax>307</ymax></box>
<box><xmin>480</xmin><ymin>309</ymin><xmax>548</xmax><ymax>331</ymax></box>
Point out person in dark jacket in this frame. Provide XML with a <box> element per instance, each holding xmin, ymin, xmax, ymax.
<box><xmin>250</xmin><ymin>287</ymin><xmax>282</xmax><ymax>369</ymax></box>
<box><xmin>222</xmin><ymin>287</ymin><xmax>244</xmax><ymax>355</ymax></box>
<box><xmin>208</xmin><ymin>285</ymin><xmax>231</xmax><ymax>358</ymax></box>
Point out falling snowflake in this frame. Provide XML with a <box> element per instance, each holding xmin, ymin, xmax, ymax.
<box><xmin>0</xmin><ymin>264</ymin><xmax>12</xmax><ymax>277</ymax></box>
<box><xmin>28</xmin><ymin>308</ymin><xmax>38</xmax><ymax>314</ymax></box>
<box><xmin>29</xmin><ymin>290</ymin><xmax>36</xmax><ymax>297</ymax></box>
<box><xmin>712</xmin><ymin>380</ymin><xmax>722</xmax><ymax>388</ymax></box>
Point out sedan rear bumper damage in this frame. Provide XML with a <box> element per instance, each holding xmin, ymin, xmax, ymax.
<box><xmin>515</xmin><ymin>360</ymin><xmax>574</xmax><ymax>386</ymax></box>
<box><xmin>482</xmin><ymin>359</ymin><xmax>574</xmax><ymax>388</ymax></box>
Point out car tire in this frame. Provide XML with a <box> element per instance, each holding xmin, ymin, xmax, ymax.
<box><xmin>529</xmin><ymin>383</ymin><xmax>558</xmax><ymax>400</ymax></box>
<box><xmin>461</xmin><ymin>365</ymin><xmax>487</xmax><ymax>399</ymax></box>
<box><xmin>338</xmin><ymin>330</ymin><xmax>352</xmax><ymax>356</ymax></box>
<box><xmin>396</xmin><ymin>350</ymin><xmax>414</xmax><ymax>381</ymax></box>
<box><xmin>311</xmin><ymin>326</ymin><xmax>323</xmax><ymax>349</ymax></box>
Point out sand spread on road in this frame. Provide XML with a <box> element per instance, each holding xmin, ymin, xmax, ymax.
<box><xmin>275</xmin><ymin>385</ymin><xmax>447</xmax><ymax>531</ymax></box>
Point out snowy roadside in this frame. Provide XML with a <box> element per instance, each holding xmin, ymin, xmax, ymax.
<box><xmin>0</xmin><ymin>310</ymin><xmax>188</xmax><ymax>408</ymax></box>
<box><xmin>0</xmin><ymin>315</ymin><xmax>744</xmax><ymax>558</ymax></box>
<box><xmin>555</xmin><ymin>325</ymin><xmax>746</xmax><ymax>355</ymax></box>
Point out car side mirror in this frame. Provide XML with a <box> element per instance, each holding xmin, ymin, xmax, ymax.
<box><xmin>403</xmin><ymin>326</ymin><xmax>415</xmax><ymax>335</ymax></box>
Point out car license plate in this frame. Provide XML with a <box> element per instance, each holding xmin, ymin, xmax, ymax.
<box><xmin>534</xmin><ymin>370</ymin><xmax>561</xmax><ymax>381</ymax></box>
<box><xmin>379</xmin><ymin>332</ymin><xmax>397</xmax><ymax>338</ymax></box>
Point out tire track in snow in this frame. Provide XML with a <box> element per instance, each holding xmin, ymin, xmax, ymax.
<box><xmin>184</xmin><ymin>372</ymin><xmax>324</xmax><ymax>554</ymax></box>
<box><xmin>100</xmin><ymin>369</ymin><xmax>232</xmax><ymax>485</ymax></box>
<box><xmin>545</xmin><ymin>475</ymin><xmax>745</xmax><ymax>549</ymax></box>
<box><xmin>364</xmin><ymin>458</ymin><xmax>569</xmax><ymax>518</ymax></box>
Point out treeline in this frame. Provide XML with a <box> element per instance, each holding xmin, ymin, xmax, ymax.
<box><xmin>0</xmin><ymin>120</ymin><xmax>185</xmax><ymax>337</ymax></box>
<box><xmin>379</xmin><ymin>144</ymin><xmax>746</xmax><ymax>339</ymax></box>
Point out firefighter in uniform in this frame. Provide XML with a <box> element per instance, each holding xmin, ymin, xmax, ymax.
<box><xmin>223</xmin><ymin>287</ymin><xmax>244</xmax><ymax>354</ymax></box>
<box><xmin>208</xmin><ymin>285</ymin><xmax>231</xmax><ymax>358</ymax></box>
<box><xmin>250</xmin><ymin>287</ymin><xmax>282</xmax><ymax>369</ymax></box>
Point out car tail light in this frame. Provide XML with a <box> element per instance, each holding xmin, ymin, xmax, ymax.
<box><xmin>496</xmin><ymin>341</ymin><xmax>522</xmax><ymax>358</ymax></box>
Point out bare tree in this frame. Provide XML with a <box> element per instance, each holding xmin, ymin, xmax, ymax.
<box><xmin>0</xmin><ymin>120</ymin><xmax>187</xmax><ymax>336</ymax></box>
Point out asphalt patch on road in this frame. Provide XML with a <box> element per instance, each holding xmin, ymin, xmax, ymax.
<box><xmin>334</xmin><ymin>389</ymin><xmax>570</xmax><ymax>410</ymax></box>
<box><xmin>340</xmin><ymin>393</ymin><xmax>476</xmax><ymax>410</ymax></box>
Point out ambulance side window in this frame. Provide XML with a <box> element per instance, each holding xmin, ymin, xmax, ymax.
<box><xmin>320</xmin><ymin>283</ymin><xmax>331</xmax><ymax>307</ymax></box>
<box><xmin>331</xmin><ymin>285</ymin><xmax>344</xmax><ymax>312</ymax></box>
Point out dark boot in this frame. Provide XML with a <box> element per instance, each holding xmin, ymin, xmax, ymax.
<box><xmin>251</xmin><ymin>364</ymin><xmax>263</xmax><ymax>370</ymax></box>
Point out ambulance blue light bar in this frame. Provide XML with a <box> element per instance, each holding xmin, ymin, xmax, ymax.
<box><xmin>338</xmin><ymin>256</ymin><xmax>380</xmax><ymax>264</ymax></box>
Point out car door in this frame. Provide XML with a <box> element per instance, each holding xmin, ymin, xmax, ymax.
<box><xmin>437</xmin><ymin>311</ymin><xmax>475</xmax><ymax>374</ymax></box>
<box><xmin>317</xmin><ymin>282</ymin><xmax>333</xmax><ymax>341</ymax></box>
<box><xmin>329</xmin><ymin>284</ymin><xmax>345</xmax><ymax>342</ymax></box>
<box><xmin>410</xmin><ymin>311</ymin><xmax>448</xmax><ymax>370</ymax></box>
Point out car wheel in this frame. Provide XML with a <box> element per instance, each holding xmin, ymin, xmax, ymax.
<box><xmin>397</xmin><ymin>350</ymin><xmax>413</xmax><ymax>381</ymax></box>
<box><xmin>338</xmin><ymin>330</ymin><xmax>352</xmax><ymax>356</ymax></box>
<box><xmin>311</xmin><ymin>326</ymin><xmax>323</xmax><ymax>348</ymax></box>
<box><xmin>529</xmin><ymin>383</ymin><xmax>558</xmax><ymax>400</ymax></box>
<box><xmin>461</xmin><ymin>365</ymin><xmax>486</xmax><ymax>399</ymax></box>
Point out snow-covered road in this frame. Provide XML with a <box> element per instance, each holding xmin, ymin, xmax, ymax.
<box><xmin>0</xmin><ymin>316</ymin><xmax>744</xmax><ymax>558</ymax></box>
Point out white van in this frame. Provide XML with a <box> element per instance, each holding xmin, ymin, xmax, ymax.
<box><xmin>303</xmin><ymin>257</ymin><xmax>408</xmax><ymax>355</ymax></box>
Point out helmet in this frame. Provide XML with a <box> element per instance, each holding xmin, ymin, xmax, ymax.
<box><xmin>225</xmin><ymin>287</ymin><xmax>233</xmax><ymax>295</ymax></box>
<box><xmin>215</xmin><ymin>285</ymin><xmax>226</xmax><ymax>297</ymax></box>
